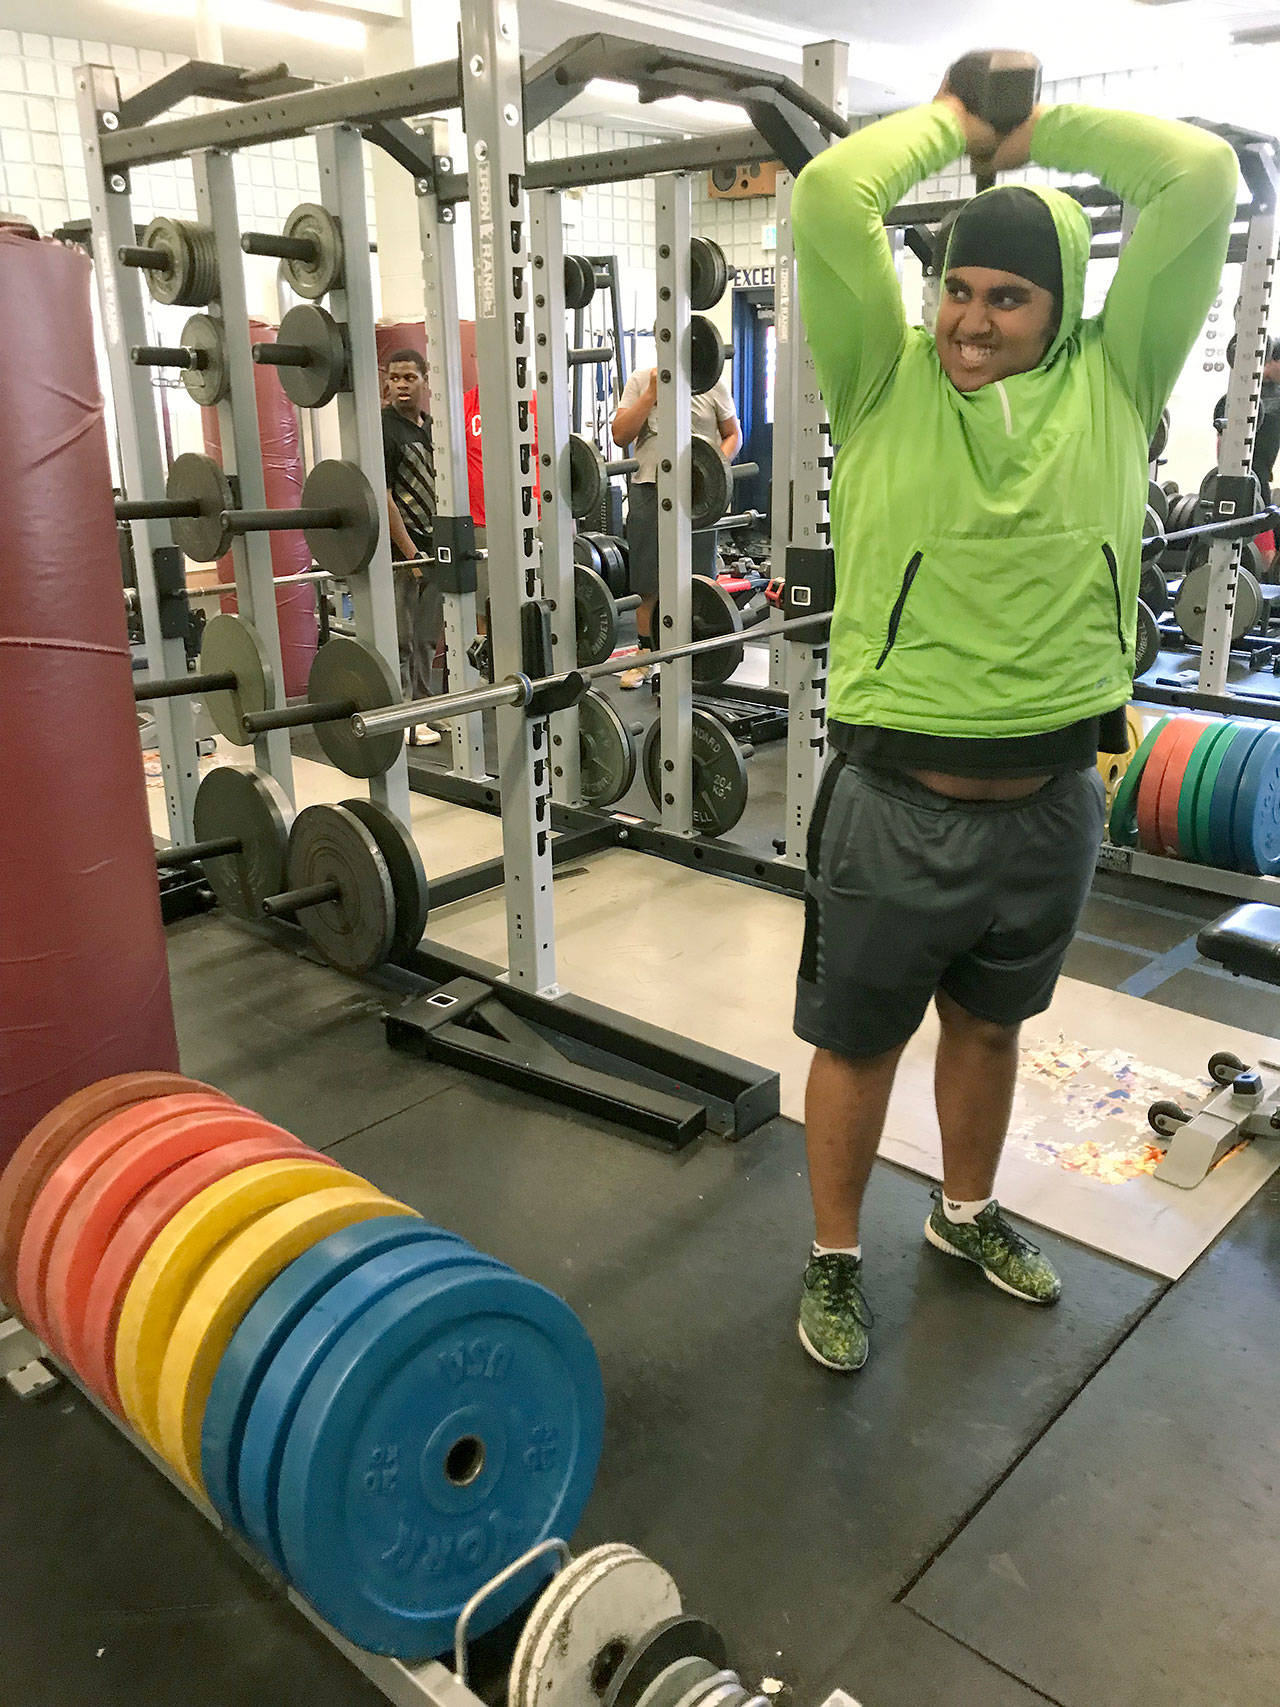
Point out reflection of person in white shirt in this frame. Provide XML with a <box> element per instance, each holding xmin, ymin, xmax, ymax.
<box><xmin>609</xmin><ymin>367</ymin><xmax>740</xmax><ymax>689</ymax></box>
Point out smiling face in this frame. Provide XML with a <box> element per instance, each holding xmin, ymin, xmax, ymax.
<box><xmin>935</xmin><ymin>265</ymin><xmax>1059</xmax><ymax>392</ymax></box>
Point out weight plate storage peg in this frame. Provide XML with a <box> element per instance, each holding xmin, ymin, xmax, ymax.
<box><xmin>272</xmin><ymin>1258</ymin><xmax>605</xmax><ymax>1658</ymax></box>
<box><xmin>82</xmin><ymin>1131</ymin><xmax>317</xmax><ymax>1415</ymax></box>
<box><xmin>577</xmin><ymin>689</ymin><xmax>637</xmax><ymax>808</ymax></box>
<box><xmin>241</xmin><ymin>202</ymin><xmax>344</xmax><ymax>299</ymax></box>
<box><xmin>114</xmin><ymin>1156</ymin><xmax>353</xmax><ymax>1451</ymax></box>
<box><xmin>201</xmin><ymin>1217</ymin><xmax>460</xmax><ymax>1534</ymax></box>
<box><xmin>273</xmin><ymin>802</ymin><xmax>396</xmax><ymax>974</ymax></box>
<box><xmin>225</xmin><ymin>460</ymin><xmax>382</xmax><ymax>580</ymax></box>
<box><xmin>1175</xmin><ymin>563</ymin><xmax>1264</xmax><ymax>645</ymax></box>
<box><xmin>509</xmin><ymin>1545</ymin><xmax>683</xmax><ymax>1707</ymax></box>
<box><xmin>339</xmin><ymin>798</ymin><xmax>429</xmax><ymax>960</ymax></box>
<box><xmin>130</xmin><ymin>314</ymin><xmax>229</xmax><ymax>407</ymax></box>
<box><xmin>253</xmin><ymin>304</ymin><xmax>350</xmax><ymax>409</ymax></box>
<box><xmin>192</xmin><ymin>765</ymin><xmax>293</xmax><ymax>919</ymax></box>
<box><xmin>0</xmin><ymin>1070</ymin><xmax>225</xmax><ymax>1310</ymax></box>
<box><xmin>643</xmin><ymin>708</ymin><xmax>750</xmax><ymax>837</ymax></box>
<box><xmin>155</xmin><ymin>1181</ymin><xmax>412</xmax><ymax>1491</ymax></box>
<box><xmin>231</xmin><ymin>1235</ymin><xmax>504</xmax><ymax>1571</ymax></box>
<box><xmin>122</xmin><ymin>217</ymin><xmax>218</xmax><ymax>307</ymax></box>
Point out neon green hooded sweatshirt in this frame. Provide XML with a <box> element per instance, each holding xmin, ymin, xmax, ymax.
<box><xmin>791</xmin><ymin>103</ymin><xmax>1238</xmax><ymax>738</ymax></box>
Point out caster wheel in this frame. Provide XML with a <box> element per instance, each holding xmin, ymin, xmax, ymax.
<box><xmin>1148</xmin><ymin>1099</ymin><xmax>1192</xmax><ymax>1140</ymax></box>
<box><xmin>1208</xmin><ymin>1051</ymin><xmax>1247</xmax><ymax>1087</ymax></box>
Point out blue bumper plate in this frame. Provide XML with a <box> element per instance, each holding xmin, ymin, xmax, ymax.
<box><xmin>1230</xmin><ymin>726</ymin><xmax>1280</xmax><ymax>875</ymax></box>
<box><xmin>201</xmin><ymin>1217</ymin><xmax>460</xmax><ymax>1532</ymax></box>
<box><xmin>1207</xmin><ymin>723</ymin><xmax>1269</xmax><ymax>868</ymax></box>
<box><xmin>275</xmin><ymin>1262</ymin><xmax>605</xmax><ymax>1659</ymax></box>
<box><xmin>236</xmin><ymin>1240</ymin><xmax>502</xmax><ymax>1570</ymax></box>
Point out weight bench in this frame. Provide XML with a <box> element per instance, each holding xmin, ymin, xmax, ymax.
<box><xmin>1150</xmin><ymin>904</ymin><xmax>1280</xmax><ymax>1187</ymax></box>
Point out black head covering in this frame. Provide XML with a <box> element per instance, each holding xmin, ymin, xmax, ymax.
<box><xmin>945</xmin><ymin>185</ymin><xmax>1063</xmax><ymax>307</ymax></box>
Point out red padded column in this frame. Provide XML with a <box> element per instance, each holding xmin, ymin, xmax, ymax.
<box><xmin>0</xmin><ymin>232</ymin><xmax>180</xmax><ymax>1163</ymax></box>
<box><xmin>201</xmin><ymin>322</ymin><xmax>316</xmax><ymax>697</ymax></box>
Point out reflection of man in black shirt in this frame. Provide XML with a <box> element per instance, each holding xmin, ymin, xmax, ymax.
<box><xmin>1213</xmin><ymin>337</ymin><xmax>1280</xmax><ymax>506</ymax></box>
<box><xmin>382</xmin><ymin>348</ymin><xmax>443</xmax><ymax>734</ymax></box>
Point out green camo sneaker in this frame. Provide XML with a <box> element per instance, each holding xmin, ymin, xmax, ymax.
<box><xmin>798</xmin><ymin>1252</ymin><xmax>873</xmax><ymax>1371</ymax></box>
<box><xmin>924</xmin><ymin>1193</ymin><xmax>1061</xmax><ymax>1304</ymax></box>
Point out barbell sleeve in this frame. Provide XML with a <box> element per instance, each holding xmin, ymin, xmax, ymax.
<box><xmin>241</xmin><ymin>230</ymin><xmax>317</xmax><ymax>262</ymax></box>
<box><xmin>616</xmin><ymin>594</ymin><xmax>643</xmax><ymax>614</ymax></box>
<box><xmin>261</xmin><ymin>879</ymin><xmax>340</xmax><ymax>919</ymax></box>
<box><xmin>221</xmin><ymin>506</ymin><xmax>344</xmax><ymax>534</ymax></box>
<box><xmin>156</xmin><ymin>835</ymin><xmax>241</xmax><ymax>869</ymax></box>
<box><xmin>240</xmin><ymin>697</ymin><xmax>356</xmax><ymax>735</ymax></box>
<box><xmin>131</xmin><ymin>345</ymin><xmax>205</xmax><ymax>369</ymax></box>
<box><xmin>730</xmin><ymin>462</ymin><xmax>760</xmax><ymax>480</ymax></box>
<box><xmin>118</xmin><ymin>245</ymin><xmax>170</xmax><ymax>271</ymax></box>
<box><xmin>134</xmin><ymin>668</ymin><xmax>238</xmax><ymax>702</ymax></box>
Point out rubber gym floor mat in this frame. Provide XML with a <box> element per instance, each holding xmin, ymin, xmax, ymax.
<box><xmin>812</xmin><ymin>1604</ymin><xmax>1053</xmax><ymax>1707</ymax></box>
<box><xmin>164</xmin><ymin>915</ymin><xmax>468</xmax><ymax>1150</ymax></box>
<box><xmin>423</xmin><ymin>847</ymin><xmax>1279</xmax><ymax>1279</ymax></box>
<box><xmin>327</xmin><ymin>1086</ymin><xmax>1158</xmax><ymax>1703</ymax></box>
<box><xmin>904</xmin><ymin>1173</ymin><xmax>1280</xmax><ymax>1707</ymax></box>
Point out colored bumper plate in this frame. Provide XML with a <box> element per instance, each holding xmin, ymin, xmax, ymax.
<box><xmin>1231</xmin><ymin>725</ymin><xmax>1280</xmax><ymax>875</ymax></box>
<box><xmin>1107</xmin><ymin>716</ymin><xmax>1169</xmax><ymax>848</ymax></box>
<box><xmin>275</xmin><ymin>1261</ymin><xmax>604</xmax><ymax>1659</ymax></box>
<box><xmin>202</xmin><ymin>1216</ymin><xmax>461</xmax><ymax>1534</ymax></box>
<box><xmin>1207</xmin><ymin>723</ymin><xmax>1271</xmax><ymax>869</ymax></box>
<box><xmin>155</xmin><ymin>1183</ymin><xmax>413</xmax><ymax>1490</ymax></box>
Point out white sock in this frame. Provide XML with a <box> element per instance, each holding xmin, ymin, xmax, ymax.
<box><xmin>812</xmin><ymin>1241</ymin><xmax>861</xmax><ymax>1260</ymax></box>
<box><xmin>942</xmin><ymin>1195</ymin><xmax>993</xmax><ymax>1225</ymax></box>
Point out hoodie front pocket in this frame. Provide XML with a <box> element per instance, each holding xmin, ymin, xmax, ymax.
<box><xmin>1101</xmin><ymin>543</ymin><xmax>1127</xmax><ymax>653</ymax></box>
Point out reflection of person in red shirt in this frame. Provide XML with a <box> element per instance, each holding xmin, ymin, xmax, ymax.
<box><xmin>464</xmin><ymin>384</ymin><xmax>539</xmax><ymax>525</ymax></box>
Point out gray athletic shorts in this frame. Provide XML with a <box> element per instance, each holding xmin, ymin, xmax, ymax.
<box><xmin>794</xmin><ymin>758</ymin><xmax>1106</xmax><ymax>1060</ymax></box>
<box><xmin>625</xmin><ymin>482</ymin><xmax>718</xmax><ymax>610</ymax></box>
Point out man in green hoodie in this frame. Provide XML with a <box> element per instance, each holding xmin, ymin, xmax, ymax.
<box><xmin>791</xmin><ymin>80</ymin><xmax>1237</xmax><ymax>1372</ymax></box>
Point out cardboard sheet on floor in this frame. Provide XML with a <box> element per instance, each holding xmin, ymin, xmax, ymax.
<box><xmin>425</xmin><ymin>847</ymin><xmax>1278</xmax><ymax>1280</ymax></box>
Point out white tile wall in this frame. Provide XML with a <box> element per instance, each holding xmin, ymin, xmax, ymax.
<box><xmin>0</xmin><ymin>32</ymin><xmax>325</xmax><ymax>237</ymax></box>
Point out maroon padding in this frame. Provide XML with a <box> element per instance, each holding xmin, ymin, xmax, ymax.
<box><xmin>0</xmin><ymin>234</ymin><xmax>179</xmax><ymax>1164</ymax></box>
<box><xmin>202</xmin><ymin>321</ymin><xmax>316</xmax><ymax>697</ymax></box>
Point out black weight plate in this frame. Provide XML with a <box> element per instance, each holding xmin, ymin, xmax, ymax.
<box><xmin>604</xmin><ymin>1618</ymin><xmax>730</xmax><ymax>1707</ymax></box>
<box><xmin>299</xmin><ymin>460</ymin><xmax>380</xmax><ymax>577</ymax></box>
<box><xmin>192</xmin><ymin>765</ymin><xmax>292</xmax><ymax>920</ymax></box>
<box><xmin>1242</xmin><ymin>538</ymin><xmax>1267</xmax><ymax>581</ymax></box>
<box><xmin>281</xmin><ymin>202</ymin><xmax>344</xmax><ymax>300</ymax></box>
<box><xmin>689</xmin><ymin>237</ymin><xmax>727</xmax><ymax>311</ymax></box>
<box><xmin>141</xmin><ymin>216</ymin><xmax>215</xmax><ymax>307</ymax></box>
<box><xmin>1148</xmin><ymin>407</ymin><xmax>1169</xmax><ymax>463</ymax></box>
<box><xmin>307</xmin><ymin>636</ymin><xmax>403</xmax><ymax>778</ymax></box>
<box><xmin>563</xmin><ymin>253</ymin><xmax>595</xmax><ymax>310</ymax></box>
<box><xmin>691</xmin><ymin>574</ymin><xmax>744</xmax><ymax>687</ymax></box>
<box><xmin>690</xmin><ymin>436</ymin><xmax>734</xmax><ymax>530</ymax></box>
<box><xmin>576</xmin><ymin>562</ymin><xmax>619</xmax><ymax>667</ymax></box>
<box><xmin>1134</xmin><ymin>597</ymin><xmax>1160</xmax><ymax>676</ymax></box>
<box><xmin>340</xmin><ymin>798</ymin><xmax>429</xmax><ymax>960</ymax></box>
<box><xmin>573</xmin><ymin>533</ymin><xmax>604</xmax><ymax>574</ymax></box>
<box><xmin>284</xmin><ymin>803</ymin><xmax>393</xmax><ymax>974</ymax></box>
<box><xmin>1147</xmin><ymin>479</ymin><xmax>1169</xmax><ymax>528</ymax></box>
<box><xmin>583</xmin><ymin>533</ymin><xmax>627</xmax><ymax>598</ymax></box>
<box><xmin>642</xmin><ymin>707</ymin><xmax>749</xmax><ymax>837</ymax></box>
<box><xmin>198</xmin><ymin>612</ymin><xmax>275</xmax><ymax>746</ymax></box>
<box><xmin>1176</xmin><ymin>562</ymin><xmax>1263</xmax><ymax>644</ymax></box>
<box><xmin>568</xmin><ymin>434</ymin><xmax>606</xmax><ymax>520</ymax></box>
<box><xmin>167</xmin><ymin>452</ymin><xmax>234</xmax><ymax>563</ymax></box>
<box><xmin>577</xmin><ymin>688</ymin><xmax>636</xmax><ymax>808</ymax></box>
<box><xmin>270</xmin><ymin>304</ymin><xmax>349</xmax><ymax>409</ymax></box>
<box><xmin>1139</xmin><ymin>560</ymin><xmax>1169</xmax><ymax>617</ymax></box>
<box><xmin>689</xmin><ymin>314</ymin><xmax>724</xmax><ymax>396</ymax></box>
<box><xmin>180</xmin><ymin>314</ymin><xmax>228</xmax><ymax>407</ymax></box>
